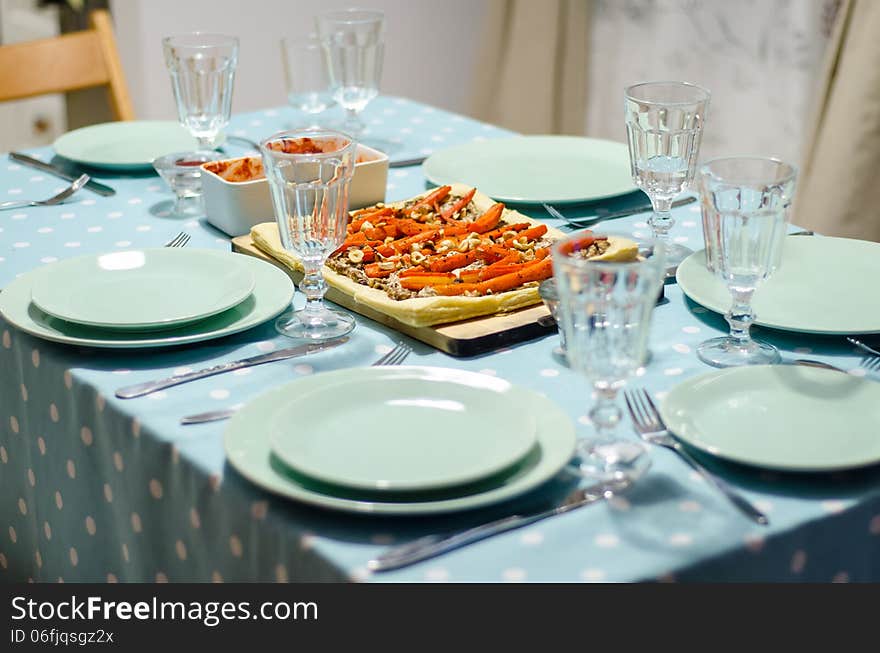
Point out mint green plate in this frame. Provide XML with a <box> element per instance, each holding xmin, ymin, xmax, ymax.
<box><xmin>53</xmin><ymin>121</ymin><xmax>205</xmax><ymax>171</ymax></box>
<box><xmin>269</xmin><ymin>368</ymin><xmax>537</xmax><ymax>493</ymax></box>
<box><xmin>662</xmin><ymin>365</ymin><xmax>880</xmax><ymax>471</ymax></box>
<box><xmin>0</xmin><ymin>254</ymin><xmax>293</xmax><ymax>349</ymax></box>
<box><xmin>423</xmin><ymin>136</ymin><xmax>636</xmax><ymax>205</ymax></box>
<box><xmin>225</xmin><ymin>367</ymin><xmax>576</xmax><ymax>515</ymax></box>
<box><xmin>677</xmin><ymin>236</ymin><xmax>880</xmax><ymax>334</ymax></box>
<box><xmin>30</xmin><ymin>249</ymin><xmax>255</xmax><ymax>330</ymax></box>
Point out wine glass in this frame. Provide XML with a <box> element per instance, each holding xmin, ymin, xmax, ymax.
<box><xmin>552</xmin><ymin>232</ymin><xmax>666</xmax><ymax>484</ymax></box>
<box><xmin>624</xmin><ymin>81</ymin><xmax>710</xmax><ymax>272</ymax></box>
<box><xmin>696</xmin><ymin>157</ymin><xmax>797</xmax><ymax>368</ymax></box>
<box><xmin>316</xmin><ymin>9</ymin><xmax>384</xmax><ymax>140</ymax></box>
<box><xmin>163</xmin><ymin>33</ymin><xmax>239</xmax><ymax>150</ymax></box>
<box><xmin>260</xmin><ymin>129</ymin><xmax>357</xmax><ymax>340</ymax></box>
<box><xmin>281</xmin><ymin>34</ymin><xmax>335</xmax><ymax>128</ymax></box>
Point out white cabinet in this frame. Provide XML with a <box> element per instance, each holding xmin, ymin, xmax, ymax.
<box><xmin>0</xmin><ymin>0</ymin><xmax>65</xmax><ymax>151</ymax></box>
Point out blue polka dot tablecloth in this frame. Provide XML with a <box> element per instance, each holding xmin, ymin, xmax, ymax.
<box><xmin>2</xmin><ymin>96</ymin><xmax>880</xmax><ymax>583</ymax></box>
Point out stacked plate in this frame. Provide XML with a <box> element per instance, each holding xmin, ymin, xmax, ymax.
<box><xmin>225</xmin><ymin>366</ymin><xmax>577</xmax><ymax>515</ymax></box>
<box><xmin>0</xmin><ymin>249</ymin><xmax>294</xmax><ymax>348</ymax></box>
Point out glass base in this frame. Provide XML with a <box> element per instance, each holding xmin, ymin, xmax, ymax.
<box><xmin>575</xmin><ymin>439</ymin><xmax>651</xmax><ymax>486</ymax></box>
<box><xmin>275</xmin><ymin>308</ymin><xmax>356</xmax><ymax>341</ymax></box>
<box><xmin>662</xmin><ymin>242</ymin><xmax>694</xmax><ymax>276</ymax></box>
<box><xmin>696</xmin><ymin>336</ymin><xmax>781</xmax><ymax>368</ymax></box>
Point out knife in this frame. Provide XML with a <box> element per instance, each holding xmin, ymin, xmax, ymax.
<box><xmin>9</xmin><ymin>152</ymin><xmax>116</xmax><ymax>197</ymax></box>
<box><xmin>368</xmin><ymin>479</ymin><xmax>623</xmax><ymax>572</ymax></box>
<box><xmin>389</xmin><ymin>156</ymin><xmax>428</xmax><ymax>168</ymax></box>
<box><xmin>115</xmin><ymin>337</ymin><xmax>348</xmax><ymax>399</ymax></box>
<box><xmin>562</xmin><ymin>196</ymin><xmax>697</xmax><ymax>226</ymax></box>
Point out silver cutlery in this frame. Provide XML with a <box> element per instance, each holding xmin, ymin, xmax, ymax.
<box><xmin>163</xmin><ymin>231</ymin><xmax>190</xmax><ymax>248</ymax></box>
<box><xmin>371</xmin><ymin>341</ymin><xmax>412</xmax><ymax>366</ymax></box>
<box><xmin>860</xmin><ymin>356</ymin><xmax>880</xmax><ymax>373</ymax></box>
<box><xmin>0</xmin><ymin>174</ymin><xmax>90</xmax><ymax>210</ymax></box>
<box><xmin>117</xmin><ymin>337</ymin><xmax>349</xmax><ymax>399</ymax></box>
<box><xmin>624</xmin><ymin>388</ymin><xmax>769</xmax><ymax>526</ymax></box>
<box><xmin>389</xmin><ymin>156</ymin><xmax>427</xmax><ymax>168</ymax></box>
<box><xmin>543</xmin><ymin>196</ymin><xmax>697</xmax><ymax>228</ymax></box>
<box><xmin>179</xmin><ymin>340</ymin><xmax>412</xmax><ymax>425</ymax></box>
<box><xmin>790</xmin><ymin>230</ymin><xmax>816</xmax><ymax>236</ymax></box>
<box><xmin>792</xmin><ymin>359</ymin><xmax>847</xmax><ymax>373</ymax></box>
<box><xmin>369</xmin><ymin>478</ymin><xmax>629</xmax><ymax>572</ymax></box>
<box><xmin>9</xmin><ymin>152</ymin><xmax>116</xmax><ymax>197</ymax></box>
<box><xmin>847</xmin><ymin>337</ymin><xmax>880</xmax><ymax>358</ymax></box>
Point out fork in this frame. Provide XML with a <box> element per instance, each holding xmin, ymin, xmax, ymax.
<box><xmin>623</xmin><ymin>388</ymin><xmax>769</xmax><ymax>526</ymax></box>
<box><xmin>163</xmin><ymin>231</ymin><xmax>191</xmax><ymax>248</ymax></box>
<box><xmin>178</xmin><ymin>341</ymin><xmax>412</xmax><ymax>424</ymax></box>
<box><xmin>0</xmin><ymin>174</ymin><xmax>90</xmax><ymax>210</ymax></box>
<box><xmin>372</xmin><ymin>341</ymin><xmax>412</xmax><ymax>366</ymax></box>
<box><xmin>848</xmin><ymin>337</ymin><xmax>880</xmax><ymax>358</ymax></box>
<box><xmin>544</xmin><ymin>198</ymin><xmax>695</xmax><ymax>228</ymax></box>
<box><xmin>860</xmin><ymin>356</ymin><xmax>880</xmax><ymax>373</ymax></box>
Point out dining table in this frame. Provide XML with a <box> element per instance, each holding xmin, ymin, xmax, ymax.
<box><xmin>1</xmin><ymin>95</ymin><xmax>879</xmax><ymax>584</ymax></box>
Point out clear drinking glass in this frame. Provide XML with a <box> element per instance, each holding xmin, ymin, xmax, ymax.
<box><xmin>552</xmin><ymin>233</ymin><xmax>666</xmax><ymax>484</ymax></box>
<box><xmin>316</xmin><ymin>9</ymin><xmax>384</xmax><ymax>140</ymax></box>
<box><xmin>281</xmin><ymin>34</ymin><xmax>335</xmax><ymax>127</ymax></box>
<box><xmin>163</xmin><ymin>33</ymin><xmax>239</xmax><ymax>149</ymax></box>
<box><xmin>151</xmin><ymin>150</ymin><xmax>223</xmax><ymax>215</ymax></box>
<box><xmin>696</xmin><ymin>157</ymin><xmax>797</xmax><ymax>368</ymax></box>
<box><xmin>260</xmin><ymin>129</ymin><xmax>357</xmax><ymax>340</ymax></box>
<box><xmin>624</xmin><ymin>81</ymin><xmax>710</xmax><ymax>272</ymax></box>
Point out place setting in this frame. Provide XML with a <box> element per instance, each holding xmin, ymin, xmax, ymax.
<box><xmin>0</xmin><ymin>243</ymin><xmax>294</xmax><ymax>349</ymax></box>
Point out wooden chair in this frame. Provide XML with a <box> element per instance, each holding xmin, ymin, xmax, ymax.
<box><xmin>0</xmin><ymin>9</ymin><xmax>134</xmax><ymax>121</ymax></box>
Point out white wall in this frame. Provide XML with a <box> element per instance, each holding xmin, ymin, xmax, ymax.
<box><xmin>109</xmin><ymin>0</ymin><xmax>489</xmax><ymax>121</ymax></box>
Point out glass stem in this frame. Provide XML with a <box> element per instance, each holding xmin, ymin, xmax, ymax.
<box><xmin>726</xmin><ymin>288</ymin><xmax>756</xmax><ymax>349</ymax></box>
<box><xmin>299</xmin><ymin>260</ymin><xmax>328</xmax><ymax>324</ymax></box>
<box><xmin>342</xmin><ymin>108</ymin><xmax>364</xmax><ymax>138</ymax></box>
<box><xmin>195</xmin><ymin>135</ymin><xmax>215</xmax><ymax>150</ymax></box>
<box><xmin>589</xmin><ymin>385</ymin><xmax>622</xmax><ymax>444</ymax></box>
<box><xmin>649</xmin><ymin>197</ymin><xmax>674</xmax><ymax>243</ymax></box>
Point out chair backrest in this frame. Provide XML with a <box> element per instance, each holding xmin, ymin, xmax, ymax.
<box><xmin>0</xmin><ymin>9</ymin><xmax>134</xmax><ymax>121</ymax></box>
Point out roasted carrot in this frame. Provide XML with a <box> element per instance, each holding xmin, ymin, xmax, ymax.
<box><xmin>364</xmin><ymin>262</ymin><xmax>396</xmax><ymax>278</ymax></box>
<box><xmin>482</xmin><ymin>222</ymin><xmax>531</xmax><ymax>241</ymax></box>
<box><xmin>427</xmin><ymin>250</ymin><xmax>481</xmax><ymax>273</ymax></box>
<box><xmin>399</xmin><ymin>274</ymin><xmax>457</xmax><ymax>290</ymax></box>
<box><xmin>467</xmin><ymin>203</ymin><xmax>504</xmax><ymax>234</ymax></box>
<box><xmin>402</xmin><ymin>185</ymin><xmax>451</xmax><ymax>217</ymax></box>
<box><xmin>433</xmin><ymin>258</ymin><xmax>553</xmax><ymax>296</ymax></box>
<box><xmin>349</xmin><ymin>207</ymin><xmax>394</xmax><ymax>231</ymax></box>
<box><xmin>439</xmin><ymin>188</ymin><xmax>476</xmax><ymax>221</ymax></box>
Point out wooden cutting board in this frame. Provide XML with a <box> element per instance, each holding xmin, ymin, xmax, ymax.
<box><xmin>231</xmin><ymin>234</ymin><xmax>556</xmax><ymax>357</ymax></box>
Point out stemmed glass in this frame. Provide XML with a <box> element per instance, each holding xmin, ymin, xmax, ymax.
<box><xmin>552</xmin><ymin>232</ymin><xmax>667</xmax><ymax>484</ymax></box>
<box><xmin>696</xmin><ymin>157</ymin><xmax>797</xmax><ymax>368</ymax></box>
<box><xmin>316</xmin><ymin>9</ymin><xmax>384</xmax><ymax>141</ymax></box>
<box><xmin>624</xmin><ymin>81</ymin><xmax>710</xmax><ymax>272</ymax></box>
<box><xmin>163</xmin><ymin>33</ymin><xmax>239</xmax><ymax>150</ymax></box>
<box><xmin>260</xmin><ymin>128</ymin><xmax>358</xmax><ymax>340</ymax></box>
<box><xmin>281</xmin><ymin>34</ymin><xmax>335</xmax><ymax>128</ymax></box>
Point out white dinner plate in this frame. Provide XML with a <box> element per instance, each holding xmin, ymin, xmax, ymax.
<box><xmin>53</xmin><ymin>121</ymin><xmax>211</xmax><ymax>171</ymax></box>
<box><xmin>0</xmin><ymin>254</ymin><xmax>293</xmax><ymax>349</ymax></box>
<box><xmin>30</xmin><ymin>249</ymin><xmax>255</xmax><ymax>330</ymax></box>
<box><xmin>225</xmin><ymin>367</ymin><xmax>577</xmax><ymax>515</ymax></box>
<box><xmin>676</xmin><ymin>236</ymin><xmax>880</xmax><ymax>334</ymax></box>
<box><xmin>268</xmin><ymin>367</ymin><xmax>537</xmax><ymax>492</ymax></box>
<box><xmin>423</xmin><ymin>136</ymin><xmax>637</xmax><ymax>204</ymax></box>
<box><xmin>662</xmin><ymin>365</ymin><xmax>880</xmax><ymax>471</ymax></box>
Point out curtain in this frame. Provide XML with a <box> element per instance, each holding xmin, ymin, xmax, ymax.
<box><xmin>795</xmin><ymin>0</ymin><xmax>880</xmax><ymax>242</ymax></box>
<box><xmin>470</xmin><ymin>0</ymin><xmax>589</xmax><ymax>134</ymax></box>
